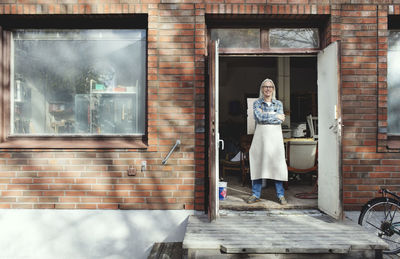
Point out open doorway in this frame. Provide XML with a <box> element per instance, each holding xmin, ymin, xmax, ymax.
<box><xmin>218</xmin><ymin>56</ymin><xmax>318</xmax><ymax>210</ymax></box>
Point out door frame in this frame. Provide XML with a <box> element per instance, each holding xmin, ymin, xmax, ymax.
<box><xmin>206</xmin><ymin>47</ymin><xmax>343</xmax><ymax>220</ymax></box>
<box><xmin>207</xmin><ymin>40</ymin><xmax>220</xmax><ymax>221</ymax></box>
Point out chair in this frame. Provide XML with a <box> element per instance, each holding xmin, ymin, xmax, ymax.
<box><xmin>239</xmin><ymin>135</ymin><xmax>252</xmax><ymax>186</ymax></box>
<box><xmin>307</xmin><ymin>114</ymin><xmax>318</xmax><ymax>139</ymax></box>
<box><xmin>220</xmin><ymin>135</ymin><xmax>252</xmax><ymax>186</ymax></box>
<box><xmin>220</xmin><ymin>152</ymin><xmax>242</xmax><ymax>180</ymax></box>
<box><xmin>286</xmin><ymin>140</ymin><xmax>318</xmax><ymax>198</ymax></box>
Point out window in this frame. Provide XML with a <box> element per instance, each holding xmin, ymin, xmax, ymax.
<box><xmin>210</xmin><ymin>29</ymin><xmax>260</xmax><ymax>48</ymax></box>
<box><xmin>388</xmin><ymin>30</ymin><xmax>400</xmax><ymax>136</ymax></box>
<box><xmin>0</xmin><ymin>15</ymin><xmax>148</xmax><ymax>148</ymax></box>
<box><xmin>11</xmin><ymin>29</ymin><xmax>146</xmax><ymax>136</ymax></box>
<box><xmin>210</xmin><ymin>27</ymin><xmax>320</xmax><ymax>52</ymax></box>
<box><xmin>269</xmin><ymin>28</ymin><xmax>319</xmax><ymax>49</ymax></box>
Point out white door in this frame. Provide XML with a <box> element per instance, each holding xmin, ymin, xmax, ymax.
<box><xmin>317</xmin><ymin>41</ymin><xmax>343</xmax><ymax>220</ymax></box>
<box><xmin>208</xmin><ymin>40</ymin><xmax>220</xmax><ymax>221</ymax></box>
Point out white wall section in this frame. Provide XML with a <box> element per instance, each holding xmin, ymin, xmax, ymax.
<box><xmin>0</xmin><ymin>210</ymin><xmax>195</xmax><ymax>259</ymax></box>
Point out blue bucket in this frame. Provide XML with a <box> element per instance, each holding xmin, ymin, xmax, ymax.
<box><xmin>219</xmin><ymin>181</ymin><xmax>227</xmax><ymax>200</ymax></box>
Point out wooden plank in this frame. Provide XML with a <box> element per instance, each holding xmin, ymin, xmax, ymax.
<box><xmin>185</xmin><ymin>237</ymin><xmax>386</xmax><ymax>247</ymax></box>
<box><xmin>220</xmin><ymin>244</ymin><xmax>351</xmax><ymax>254</ymax></box>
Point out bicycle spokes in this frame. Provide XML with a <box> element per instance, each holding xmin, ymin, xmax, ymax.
<box><xmin>385</xmin><ymin>202</ymin><xmax>399</xmax><ymax>223</ymax></box>
<box><xmin>359</xmin><ymin>198</ymin><xmax>400</xmax><ymax>254</ymax></box>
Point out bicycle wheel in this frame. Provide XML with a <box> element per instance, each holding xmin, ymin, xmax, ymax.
<box><xmin>358</xmin><ymin>197</ymin><xmax>400</xmax><ymax>254</ymax></box>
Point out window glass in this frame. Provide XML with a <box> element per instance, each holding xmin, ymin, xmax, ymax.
<box><xmin>269</xmin><ymin>28</ymin><xmax>319</xmax><ymax>49</ymax></box>
<box><xmin>388</xmin><ymin>31</ymin><xmax>400</xmax><ymax>134</ymax></box>
<box><xmin>11</xmin><ymin>29</ymin><xmax>146</xmax><ymax>136</ymax></box>
<box><xmin>210</xmin><ymin>29</ymin><xmax>260</xmax><ymax>48</ymax></box>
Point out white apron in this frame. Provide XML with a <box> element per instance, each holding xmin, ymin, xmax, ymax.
<box><xmin>249</xmin><ymin>124</ymin><xmax>288</xmax><ymax>181</ymax></box>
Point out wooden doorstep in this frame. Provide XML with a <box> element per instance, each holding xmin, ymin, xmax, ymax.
<box><xmin>183</xmin><ymin>214</ymin><xmax>389</xmax><ymax>253</ymax></box>
<box><xmin>220</xmin><ymin>244</ymin><xmax>351</xmax><ymax>254</ymax></box>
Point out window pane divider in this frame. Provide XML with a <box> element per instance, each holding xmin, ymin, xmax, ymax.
<box><xmin>218</xmin><ymin>48</ymin><xmax>319</xmax><ymax>55</ymax></box>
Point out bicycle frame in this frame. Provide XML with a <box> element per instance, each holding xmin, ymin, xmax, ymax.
<box><xmin>380</xmin><ymin>188</ymin><xmax>400</xmax><ymax>200</ymax></box>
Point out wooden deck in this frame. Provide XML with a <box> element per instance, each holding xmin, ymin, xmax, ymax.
<box><xmin>183</xmin><ymin>210</ymin><xmax>389</xmax><ymax>258</ymax></box>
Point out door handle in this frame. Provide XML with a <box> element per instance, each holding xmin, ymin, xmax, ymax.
<box><xmin>219</xmin><ymin>139</ymin><xmax>224</xmax><ymax>150</ymax></box>
<box><xmin>329</xmin><ymin>119</ymin><xmax>341</xmax><ymax>133</ymax></box>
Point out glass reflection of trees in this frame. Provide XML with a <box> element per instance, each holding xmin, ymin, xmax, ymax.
<box><xmin>210</xmin><ymin>28</ymin><xmax>319</xmax><ymax>49</ymax></box>
<box><xmin>12</xmin><ymin>30</ymin><xmax>146</xmax><ymax>135</ymax></box>
<box><xmin>269</xmin><ymin>28</ymin><xmax>319</xmax><ymax>49</ymax></box>
<box><xmin>211</xmin><ymin>29</ymin><xmax>260</xmax><ymax>48</ymax></box>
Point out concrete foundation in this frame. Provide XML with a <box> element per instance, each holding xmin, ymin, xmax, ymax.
<box><xmin>0</xmin><ymin>209</ymin><xmax>195</xmax><ymax>259</ymax></box>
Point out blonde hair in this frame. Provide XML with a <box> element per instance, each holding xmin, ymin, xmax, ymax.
<box><xmin>259</xmin><ymin>78</ymin><xmax>276</xmax><ymax>100</ymax></box>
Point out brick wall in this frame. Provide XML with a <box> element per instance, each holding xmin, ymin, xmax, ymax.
<box><xmin>0</xmin><ymin>151</ymin><xmax>200</xmax><ymax>209</ymax></box>
<box><xmin>0</xmin><ymin>1</ymin><xmax>205</xmax><ymax>210</ymax></box>
<box><xmin>341</xmin><ymin>4</ymin><xmax>400</xmax><ymax>210</ymax></box>
<box><xmin>0</xmin><ymin>0</ymin><xmax>400</xmax><ymax>211</ymax></box>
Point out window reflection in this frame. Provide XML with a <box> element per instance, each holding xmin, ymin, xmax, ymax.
<box><xmin>210</xmin><ymin>29</ymin><xmax>260</xmax><ymax>48</ymax></box>
<box><xmin>11</xmin><ymin>29</ymin><xmax>146</xmax><ymax>136</ymax></box>
<box><xmin>269</xmin><ymin>28</ymin><xmax>319</xmax><ymax>49</ymax></box>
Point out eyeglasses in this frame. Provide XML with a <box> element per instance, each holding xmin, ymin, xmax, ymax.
<box><xmin>263</xmin><ymin>85</ymin><xmax>274</xmax><ymax>89</ymax></box>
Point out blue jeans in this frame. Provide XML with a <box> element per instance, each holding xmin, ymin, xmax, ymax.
<box><xmin>252</xmin><ymin>179</ymin><xmax>284</xmax><ymax>199</ymax></box>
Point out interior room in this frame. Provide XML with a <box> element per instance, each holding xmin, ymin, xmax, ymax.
<box><xmin>218</xmin><ymin>56</ymin><xmax>319</xmax><ymax>209</ymax></box>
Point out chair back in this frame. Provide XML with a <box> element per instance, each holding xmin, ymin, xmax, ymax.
<box><xmin>287</xmin><ymin>140</ymin><xmax>317</xmax><ymax>170</ymax></box>
<box><xmin>246</xmin><ymin>98</ymin><xmax>258</xmax><ymax>134</ymax></box>
<box><xmin>307</xmin><ymin>114</ymin><xmax>318</xmax><ymax>139</ymax></box>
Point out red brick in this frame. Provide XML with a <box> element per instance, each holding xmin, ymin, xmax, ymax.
<box><xmin>77</xmin><ymin>204</ymin><xmax>97</xmax><ymax>209</ymax></box>
<box><xmin>124</xmin><ymin>198</ymin><xmax>145</xmax><ymax>203</ymax></box>
<box><xmin>59</xmin><ymin>197</ymin><xmax>79</xmax><ymax>203</ymax></box>
<box><xmin>35</xmin><ymin>204</ymin><xmax>56</xmax><ymax>209</ymax></box>
<box><xmin>98</xmin><ymin>204</ymin><xmax>119</xmax><ymax>209</ymax></box>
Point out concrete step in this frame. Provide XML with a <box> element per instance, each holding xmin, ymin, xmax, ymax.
<box><xmin>148</xmin><ymin>242</ymin><xmax>182</xmax><ymax>259</ymax></box>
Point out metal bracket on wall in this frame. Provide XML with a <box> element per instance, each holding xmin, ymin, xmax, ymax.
<box><xmin>162</xmin><ymin>140</ymin><xmax>181</xmax><ymax>165</ymax></box>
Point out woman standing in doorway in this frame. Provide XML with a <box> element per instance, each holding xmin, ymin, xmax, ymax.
<box><xmin>247</xmin><ymin>78</ymin><xmax>288</xmax><ymax>205</ymax></box>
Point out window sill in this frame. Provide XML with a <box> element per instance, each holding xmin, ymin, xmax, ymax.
<box><xmin>0</xmin><ymin>136</ymin><xmax>148</xmax><ymax>150</ymax></box>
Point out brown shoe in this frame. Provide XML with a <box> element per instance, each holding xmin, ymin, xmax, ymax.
<box><xmin>247</xmin><ymin>195</ymin><xmax>261</xmax><ymax>204</ymax></box>
<box><xmin>279</xmin><ymin>196</ymin><xmax>288</xmax><ymax>205</ymax></box>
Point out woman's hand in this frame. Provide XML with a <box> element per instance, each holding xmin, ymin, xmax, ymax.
<box><xmin>276</xmin><ymin>114</ymin><xmax>285</xmax><ymax>122</ymax></box>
